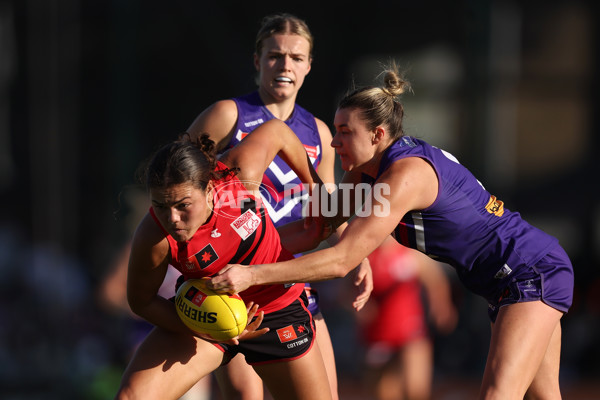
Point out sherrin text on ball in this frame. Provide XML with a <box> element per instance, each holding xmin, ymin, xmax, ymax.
<box><xmin>175</xmin><ymin>279</ymin><xmax>247</xmax><ymax>341</ymax></box>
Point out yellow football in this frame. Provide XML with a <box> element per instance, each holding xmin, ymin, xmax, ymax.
<box><xmin>174</xmin><ymin>279</ymin><xmax>247</xmax><ymax>341</ymax></box>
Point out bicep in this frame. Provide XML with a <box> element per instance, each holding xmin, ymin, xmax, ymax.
<box><xmin>127</xmin><ymin>215</ymin><xmax>171</xmax><ymax>309</ymax></box>
<box><xmin>187</xmin><ymin>100</ymin><xmax>238</xmax><ymax>151</ymax></box>
<box><xmin>221</xmin><ymin>119</ymin><xmax>299</xmax><ymax>186</ymax></box>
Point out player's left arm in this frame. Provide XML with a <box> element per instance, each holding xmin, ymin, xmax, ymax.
<box><xmin>219</xmin><ymin>119</ymin><xmax>323</xmax><ymax>192</ymax></box>
<box><xmin>276</xmin><ymin>118</ymin><xmax>337</xmax><ymax>254</ymax></box>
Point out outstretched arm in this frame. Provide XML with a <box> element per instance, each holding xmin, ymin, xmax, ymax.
<box><xmin>208</xmin><ymin>156</ymin><xmax>439</xmax><ymax>294</ymax></box>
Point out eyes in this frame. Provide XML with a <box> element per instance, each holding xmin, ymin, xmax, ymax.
<box><xmin>175</xmin><ymin>203</ymin><xmax>191</xmax><ymax>211</ymax></box>
<box><xmin>152</xmin><ymin>202</ymin><xmax>191</xmax><ymax>212</ymax></box>
<box><xmin>267</xmin><ymin>53</ymin><xmax>306</xmax><ymax>63</ymax></box>
<box><xmin>334</xmin><ymin>128</ymin><xmax>351</xmax><ymax>136</ymax></box>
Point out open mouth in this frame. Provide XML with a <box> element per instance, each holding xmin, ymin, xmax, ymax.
<box><xmin>275</xmin><ymin>77</ymin><xmax>293</xmax><ymax>84</ymax></box>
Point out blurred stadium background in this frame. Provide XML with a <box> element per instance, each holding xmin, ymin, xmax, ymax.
<box><xmin>0</xmin><ymin>0</ymin><xmax>598</xmax><ymax>398</ymax></box>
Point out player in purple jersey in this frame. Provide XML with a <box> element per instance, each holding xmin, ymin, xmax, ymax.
<box><xmin>209</xmin><ymin>63</ymin><xmax>574</xmax><ymax>400</ymax></box>
<box><xmin>187</xmin><ymin>13</ymin><xmax>372</xmax><ymax>400</ymax></box>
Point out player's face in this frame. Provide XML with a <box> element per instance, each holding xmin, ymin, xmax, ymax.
<box><xmin>150</xmin><ymin>182</ymin><xmax>214</xmax><ymax>242</ymax></box>
<box><xmin>332</xmin><ymin>107</ymin><xmax>377</xmax><ymax>172</ymax></box>
<box><xmin>255</xmin><ymin>34</ymin><xmax>312</xmax><ymax>103</ymax></box>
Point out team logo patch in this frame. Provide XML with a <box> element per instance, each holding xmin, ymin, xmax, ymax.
<box><xmin>485</xmin><ymin>195</ymin><xmax>504</xmax><ymax>217</ymax></box>
<box><xmin>230</xmin><ymin>209</ymin><xmax>261</xmax><ymax>240</ymax></box>
<box><xmin>194</xmin><ymin>244</ymin><xmax>219</xmax><ymax>269</ymax></box>
<box><xmin>184</xmin><ymin>286</ymin><xmax>207</xmax><ymax>306</ymax></box>
<box><xmin>276</xmin><ymin>324</ymin><xmax>308</xmax><ymax>343</ymax></box>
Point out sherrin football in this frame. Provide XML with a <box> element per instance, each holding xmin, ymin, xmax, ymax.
<box><xmin>175</xmin><ymin>279</ymin><xmax>247</xmax><ymax>341</ymax></box>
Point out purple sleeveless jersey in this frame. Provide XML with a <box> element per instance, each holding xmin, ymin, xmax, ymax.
<box><xmin>370</xmin><ymin>136</ymin><xmax>565</xmax><ymax>300</ymax></box>
<box><xmin>228</xmin><ymin>92</ymin><xmax>322</xmax><ymax>227</ymax></box>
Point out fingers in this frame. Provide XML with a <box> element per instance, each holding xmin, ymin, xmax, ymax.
<box><xmin>352</xmin><ymin>260</ymin><xmax>373</xmax><ymax>312</ymax></box>
<box><xmin>353</xmin><ymin>293</ymin><xmax>370</xmax><ymax>311</ymax></box>
<box><xmin>207</xmin><ymin>275</ymin><xmax>233</xmax><ymax>294</ymax></box>
<box><xmin>246</xmin><ymin>302</ymin><xmax>259</xmax><ymax>320</ymax></box>
<box><xmin>240</xmin><ymin>327</ymin><xmax>270</xmax><ymax>341</ymax></box>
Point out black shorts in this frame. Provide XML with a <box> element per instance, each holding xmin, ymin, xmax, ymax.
<box><xmin>215</xmin><ymin>291</ymin><xmax>316</xmax><ymax>365</ymax></box>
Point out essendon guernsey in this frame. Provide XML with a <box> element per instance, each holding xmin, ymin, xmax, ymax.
<box><xmin>149</xmin><ymin>161</ymin><xmax>302</xmax><ymax>314</ymax></box>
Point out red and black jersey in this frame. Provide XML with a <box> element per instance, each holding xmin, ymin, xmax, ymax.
<box><xmin>150</xmin><ymin>161</ymin><xmax>303</xmax><ymax>314</ymax></box>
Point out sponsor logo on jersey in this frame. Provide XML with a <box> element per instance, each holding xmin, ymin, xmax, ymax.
<box><xmin>183</xmin><ymin>260</ymin><xmax>197</xmax><ymax>272</ymax></box>
<box><xmin>303</xmin><ymin>144</ymin><xmax>318</xmax><ymax>159</ymax></box>
<box><xmin>230</xmin><ymin>209</ymin><xmax>261</xmax><ymax>240</ymax></box>
<box><xmin>211</xmin><ymin>228</ymin><xmax>221</xmax><ymax>238</ymax></box>
<box><xmin>243</xmin><ymin>118</ymin><xmax>264</xmax><ymax>128</ymax></box>
<box><xmin>193</xmin><ymin>244</ymin><xmax>219</xmax><ymax>269</ymax></box>
<box><xmin>485</xmin><ymin>195</ymin><xmax>505</xmax><ymax>217</ymax></box>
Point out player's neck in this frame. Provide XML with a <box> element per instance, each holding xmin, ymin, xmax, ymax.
<box><xmin>258</xmin><ymin>90</ymin><xmax>296</xmax><ymax>121</ymax></box>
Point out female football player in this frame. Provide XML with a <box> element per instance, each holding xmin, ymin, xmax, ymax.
<box><xmin>209</xmin><ymin>64</ymin><xmax>574</xmax><ymax>400</ymax></box>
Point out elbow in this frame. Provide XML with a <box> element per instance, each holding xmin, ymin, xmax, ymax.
<box><xmin>127</xmin><ymin>293</ymin><xmax>145</xmax><ymax>317</ymax></box>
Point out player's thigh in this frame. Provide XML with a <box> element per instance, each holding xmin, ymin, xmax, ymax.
<box><xmin>313</xmin><ymin>313</ymin><xmax>338</xmax><ymax>392</ymax></box>
<box><xmin>481</xmin><ymin>301</ymin><xmax>563</xmax><ymax>398</ymax></box>
<box><xmin>117</xmin><ymin>327</ymin><xmax>224</xmax><ymax>399</ymax></box>
<box><xmin>525</xmin><ymin>322</ymin><xmax>562</xmax><ymax>400</ymax></box>
<box><xmin>255</xmin><ymin>342</ymin><xmax>332</xmax><ymax>400</ymax></box>
<box><xmin>214</xmin><ymin>353</ymin><xmax>264</xmax><ymax>400</ymax></box>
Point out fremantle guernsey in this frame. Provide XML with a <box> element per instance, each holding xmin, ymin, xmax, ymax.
<box><xmin>227</xmin><ymin>91</ymin><xmax>322</xmax><ymax>227</ymax></box>
<box><xmin>150</xmin><ymin>162</ymin><xmax>303</xmax><ymax>314</ymax></box>
<box><xmin>367</xmin><ymin>136</ymin><xmax>560</xmax><ymax>298</ymax></box>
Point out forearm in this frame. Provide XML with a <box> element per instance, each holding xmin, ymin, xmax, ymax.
<box><xmin>130</xmin><ymin>295</ymin><xmax>190</xmax><ymax>334</ymax></box>
<box><xmin>252</xmin><ymin>246</ymin><xmax>353</xmax><ymax>285</ymax></box>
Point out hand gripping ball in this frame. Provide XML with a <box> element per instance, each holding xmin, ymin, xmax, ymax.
<box><xmin>175</xmin><ymin>279</ymin><xmax>247</xmax><ymax>341</ymax></box>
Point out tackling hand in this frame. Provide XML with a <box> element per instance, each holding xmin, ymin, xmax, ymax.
<box><xmin>208</xmin><ymin>264</ymin><xmax>256</xmax><ymax>295</ymax></box>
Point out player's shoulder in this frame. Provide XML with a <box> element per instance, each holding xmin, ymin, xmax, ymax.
<box><xmin>189</xmin><ymin>99</ymin><xmax>239</xmax><ymax>151</ymax></box>
<box><xmin>130</xmin><ymin>213</ymin><xmax>170</xmax><ymax>264</ymax></box>
<box><xmin>314</xmin><ymin>117</ymin><xmax>332</xmax><ymax>138</ymax></box>
<box><xmin>205</xmin><ymin>99</ymin><xmax>238</xmax><ymax>121</ymax></box>
<box><xmin>132</xmin><ymin>213</ymin><xmax>165</xmax><ymax>244</ymax></box>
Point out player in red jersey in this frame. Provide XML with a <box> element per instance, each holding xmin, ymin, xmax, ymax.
<box><xmin>358</xmin><ymin>239</ymin><xmax>457</xmax><ymax>400</ymax></box>
<box><xmin>114</xmin><ymin>119</ymin><xmax>332</xmax><ymax>400</ymax></box>
<box><xmin>187</xmin><ymin>13</ymin><xmax>371</xmax><ymax>400</ymax></box>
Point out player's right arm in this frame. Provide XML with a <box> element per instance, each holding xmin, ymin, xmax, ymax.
<box><xmin>127</xmin><ymin>213</ymin><xmax>191</xmax><ymax>334</ymax></box>
<box><xmin>186</xmin><ymin>100</ymin><xmax>238</xmax><ymax>152</ymax></box>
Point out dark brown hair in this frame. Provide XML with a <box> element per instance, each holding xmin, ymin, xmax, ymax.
<box><xmin>142</xmin><ymin>134</ymin><xmax>237</xmax><ymax>192</ymax></box>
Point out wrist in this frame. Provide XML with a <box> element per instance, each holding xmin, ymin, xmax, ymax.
<box><xmin>250</xmin><ymin>265</ymin><xmax>260</xmax><ymax>286</ymax></box>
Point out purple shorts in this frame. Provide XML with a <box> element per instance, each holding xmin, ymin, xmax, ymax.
<box><xmin>487</xmin><ymin>245</ymin><xmax>574</xmax><ymax>322</ymax></box>
<box><xmin>304</xmin><ymin>283</ymin><xmax>321</xmax><ymax>315</ymax></box>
